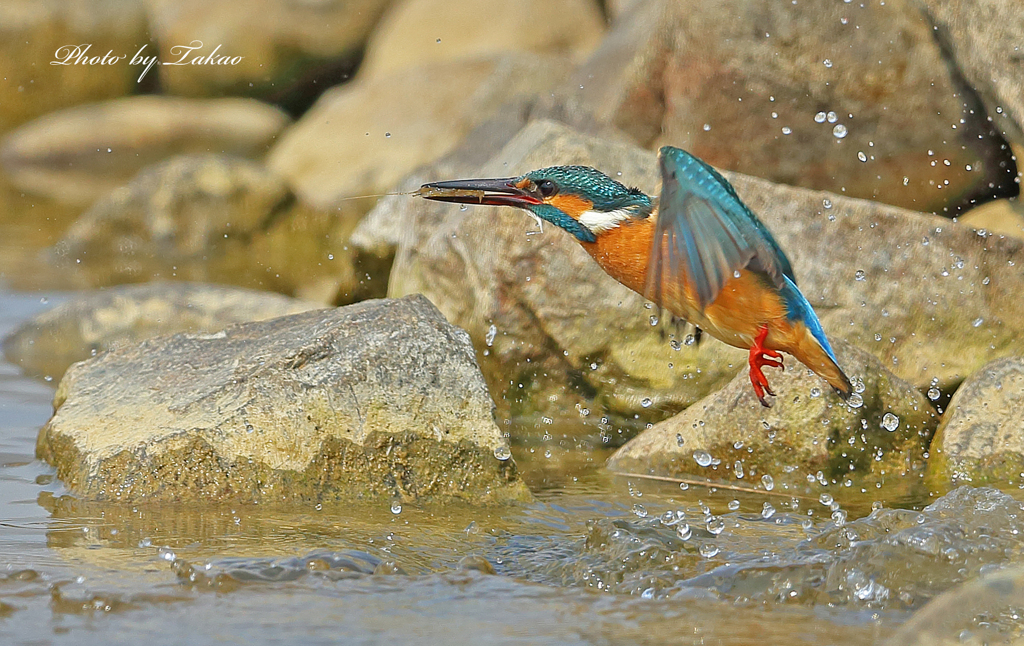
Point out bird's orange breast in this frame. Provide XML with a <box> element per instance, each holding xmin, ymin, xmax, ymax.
<box><xmin>578</xmin><ymin>214</ymin><xmax>790</xmax><ymax>350</ymax></box>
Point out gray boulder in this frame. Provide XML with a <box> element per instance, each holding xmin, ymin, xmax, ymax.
<box><xmin>0</xmin><ymin>97</ymin><xmax>290</xmax><ymax>205</ymax></box>
<box><xmin>607</xmin><ymin>340</ymin><xmax>937</xmax><ymax>493</ymax></box>
<box><xmin>377</xmin><ymin>119</ymin><xmax>1024</xmax><ymax>428</ymax></box>
<box><xmin>928</xmin><ymin>356</ymin><xmax>1024</xmax><ymax>488</ymax></box>
<box><xmin>36</xmin><ymin>295</ymin><xmax>530</xmax><ymax>504</ymax></box>
<box><xmin>921</xmin><ymin>0</ymin><xmax>1024</xmax><ymax>153</ymax></box>
<box><xmin>538</xmin><ymin>0</ymin><xmax>1016</xmax><ymax>213</ymax></box>
<box><xmin>3</xmin><ymin>282</ymin><xmax>321</xmax><ymax>381</ymax></box>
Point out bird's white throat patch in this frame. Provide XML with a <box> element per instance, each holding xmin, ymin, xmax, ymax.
<box><xmin>578</xmin><ymin>208</ymin><xmax>633</xmax><ymax>235</ymax></box>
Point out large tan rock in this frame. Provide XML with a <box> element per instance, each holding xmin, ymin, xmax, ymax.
<box><xmin>267</xmin><ymin>55</ymin><xmax>567</xmax><ymax>210</ymax></box>
<box><xmin>607</xmin><ymin>340</ymin><xmax>937</xmax><ymax>493</ymax></box>
<box><xmin>146</xmin><ymin>0</ymin><xmax>392</xmax><ymax>99</ymax></box>
<box><xmin>0</xmin><ymin>97</ymin><xmax>290</xmax><ymax>205</ymax></box>
<box><xmin>0</xmin><ymin>0</ymin><xmax>147</xmax><ymax>134</ymax></box>
<box><xmin>36</xmin><ymin>295</ymin><xmax>530</xmax><ymax>504</ymax></box>
<box><xmin>928</xmin><ymin>356</ymin><xmax>1024</xmax><ymax>488</ymax></box>
<box><xmin>360</xmin><ymin>0</ymin><xmax>605</xmax><ymax>77</ymax></box>
<box><xmin>921</xmin><ymin>0</ymin><xmax>1024</xmax><ymax>152</ymax></box>
<box><xmin>372</xmin><ymin>120</ymin><xmax>1024</xmax><ymax>428</ymax></box>
<box><xmin>540</xmin><ymin>0</ymin><xmax>1017</xmax><ymax>213</ymax></box>
<box><xmin>3</xmin><ymin>282</ymin><xmax>321</xmax><ymax>381</ymax></box>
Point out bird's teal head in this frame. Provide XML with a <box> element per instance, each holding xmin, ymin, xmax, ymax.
<box><xmin>418</xmin><ymin>165</ymin><xmax>652</xmax><ymax>243</ymax></box>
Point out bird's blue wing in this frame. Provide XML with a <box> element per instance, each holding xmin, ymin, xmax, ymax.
<box><xmin>646</xmin><ymin>146</ymin><xmax>795</xmax><ymax>310</ymax></box>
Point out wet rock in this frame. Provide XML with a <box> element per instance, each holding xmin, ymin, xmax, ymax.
<box><xmin>378</xmin><ymin>119</ymin><xmax>1024</xmax><ymax>429</ymax></box>
<box><xmin>36</xmin><ymin>295</ymin><xmax>530</xmax><ymax>504</ymax></box>
<box><xmin>607</xmin><ymin>340</ymin><xmax>937</xmax><ymax>492</ymax></box>
<box><xmin>0</xmin><ymin>97</ymin><xmax>290</xmax><ymax>205</ymax></box>
<box><xmin>0</xmin><ymin>1</ymin><xmax>147</xmax><ymax>134</ymax></box>
<box><xmin>883</xmin><ymin>565</ymin><xmax>1024</xmax><ymax>646</ymax></box>
<box><xmin>53</xmin><ymin>154</ymin><xmax>290</xmax><ymax>276</ymax></box>
<box><xmin>921</xmin><ymin>0</ymin><xmax>1024</xmax><ymax>153</ymax></box>
<box><xmin>540</xmin><ymin>0</ymin><xmax>1015</xmax><ymax>213</ymax></box>
<box><xmin>146</xmin><ymin>0</ymin><xmax>391</xmax><ymax>102</ymax></box>
<box><xmin>267</xmin><ymin>55</ymin><xmax>567</xmax><ymax>209</ymax></box>
<box><xmin>360</xmin><ymin>0</ymin><xmax>604</xmax><ymax>78</ymax></box>
<box><xmin>928</xmin><ymin>356</ymin><xmax>1024</xmax><ymax>488</ymax></box>
<box><xmin>3</xmin><ymin>282</ymin><xmax>321</xmax><ymax>381</ymax></box>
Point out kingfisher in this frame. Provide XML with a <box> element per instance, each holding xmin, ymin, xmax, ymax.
<box><xmin>417</xmin><ymin>146</ymin><xmax>852</xmax><ymax>407</ymax></box>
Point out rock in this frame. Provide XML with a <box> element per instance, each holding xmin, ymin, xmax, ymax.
<box><xmin>3</xmin><ymin>282</ymin><xmax>321</xmax><ymax>382</ymax></box>
<box><xmin>539</xmin><ymin>0</ymin><xmax>1017</xmax><ymax>213</ymax></box>
<box><xmin>0</xmin><ymin>97</ymin><xmax>290</xmax><ymax>205</ymax></box>
<box><xmin>958</xmin><ymin>197</ymin><xmax>1024</xmax><ymax>240</ymax></box>
<box><xmin>36</xmin><ymin>295</ymin><xmax>530</xmax><ymax>504</ymax></box>
<box><xmin>928</xmin><ymin>356</ymin><xmax>1024</xmax><ymax>488</ymax></box>
<box><xmin>53</xmin><ymin>154</ymin><xmax>290</xmax><ymax>275</ymax></box>
<box><xmin>145</xmin><ymin>0</ymin><xmax>391</xmax><ymax>102</ymax></box>
<box><xmin>359</xmin><ymin>0</ymin><xmax>604</xmax><ymax>78</ymax></box>
<box><xmin>606</xmin><ymin>340</ymin><xmax>937</xmax><ymax>492</ymax></box>
<box><xmin>0</xmin><ymin>1</ymin><xmax>147</xmax><ymax>134</ymax></box>
<box><xmin>921</xmin><ymin>0</ymin><xmax>1024</xmax><ymax>152</ymax></box>
<box><xmin>883</xmin><ymin>565</ymin><xmax>1024</xmax><ymax>646</ymax></box>
<box><xmin>267</xmin><ymin>55</ymin><xmax>567</xmax><ymax>209</ymax></box>
<box><xmin>380</xmin><ymin>119</ymin><xmax>1024</xmax><ymax>429</ymax></box>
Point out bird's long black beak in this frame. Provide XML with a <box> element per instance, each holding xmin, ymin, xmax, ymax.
<box><xmin>416</xmin><ymin>178</ymin><xmax>542</xmax><ymax>208</ymax></box>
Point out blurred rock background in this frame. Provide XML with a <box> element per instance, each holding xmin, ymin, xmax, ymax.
<box><xmin>2</xmin><ymin>0</ymin><xmax>1023</xmax><ymax>488</ymax></box>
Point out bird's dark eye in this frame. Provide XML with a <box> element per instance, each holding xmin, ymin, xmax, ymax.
<box><xmin>536</xmin><ymin>179</ymin><xmax>558</xmax><ymax>198</ymax></box>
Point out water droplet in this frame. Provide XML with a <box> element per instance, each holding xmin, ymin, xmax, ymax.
<box><xmin>245</xmin><ymin>424</ymin><xmax>254</xmax><ymax>434</ymax></box>
<box><xmin>684</xmin><ymin>334</ymin><xmax>696</xmax><ymax>346</ymax></box>
<box><xmin>649</xmin><ymin>315</ymin><xmax>659</xmax><ymax>326</ymax></box>
<box><xmin>814</xmin><ymin>111</ymin><xmax>827</xmax><ymax>123</ymax></box>
<box><xmin>485</xmin><ymin>324</ymin><xmax>497</xmax><ymax>346</ymax></box>
<box><xmin>831</xmin><ymin>509</ymin><xmax>847</xmax><ymax>525</ymax></box>
<box><xmin>436</xmin><ymin>38</ymin><xmax>441</xmax><ymax>43</ymax></box>
<box><xmin>384</xmin><ymin>132</ymin><xmax>391</xmax><ymax>138</ymax></box>
<box><xmin>670</xmin><ymin>339</ymin><xmax>681</xmax><ymax>351</ymax></box>
<box><xmin>693</xmin><ymin>450</ymin><xmax>713</xmax><ymax>467</ymax></box>
<box><xmin>846</xmin><ymin>393</ymin><xmax>864</xmax><ymax>409</ymax></box>
<box><xmin>857</xmin><ymin>151</ymin><xmax>867</xmax><ymax>162</ymax></box>
<box><xmin>761</xmin><ymin>474</ymin><xmax>774</xmax><ymax>491</ymax></box>
<box><xmin>733</xmin><ymin>270</ymin><xmax>741</xmax><ymax>278</ymax></box>
<box><xmin>390</xmin><ymin>500</ymin><xmax>403</xmax><ymax>514</ymax></box>
<box><xmin>493</xmin><ymin>445</ymin><xmax>511</xmax><ymax>461</ymax></box>
<box><xmin>699</xmin><ymin>543</ymin><xmax>720</xmax><ymax>558</ymax></box>
<box><xmin>881</xmin><ymin>412</ymin><xmax>899</xmax><ymax>432</ymax></box>
<box><xmin>833</xmin><ymin>124</ymin><xmax>848</xmax><ymax>138</ymax></box>
<box><xmin>972</xmin><ymin>317</ymin><xmax>984</xmax><ymax>327</ymax></box>
<box><xmin>676</xmin><ymin>523</ymin><xmax>692</xmax><ymax>540</ymax></box>
<box><xmin>159</xmin><ymin>547</ymin><xmax>176</xmax><ymax>562</ymax></box>
<box><xmin>823</xmin><ymin>198</ymin><xmax>832</xmax><ymax>209</ymax></box>
<box><xmin>854</xmin><ymin>269</ymin><xmax>865</xmax><ymax>281</ymax></box>
<box><xmin>927</xmin><ymin>387</ymin><xmax>940</xmax><ymax>401</ymax></box>
<box><xmin>641</xmin><ymin>587</ymin><xmax>655</xmax><ymax>599</ymax></box>
<box><xmin>39</xmin><ymin>296</ymin><xmax>48</xmax><ymax>304</ymax></box>
<box><xmin>762</xmin><ymin>502</ymin><xmax>776</xmax><ymax>519</ymax></box>
<box><xmin>781</xmin><ymin>126</ymin><xmax>792</xmax><ymax>135</ymax></box>
<box><xmin>823</xmin><ymin>58</ymin><xmax>833</xmax><ymax>68</ymax></box>
<box><xmin>827</xmin><ymin>111</ymin><xmax>838</xmax><ymax>123</ymax></box>
<box><xmin>632</xmin><ymin>503</ymin><xmax>648</xmax><ymax>518</ymax></box>
<box><xmin>703</xmin><ymin>123</ymin><xmax>711</xmax><ymax>131</ymax></box>
<box><xmin>728</xmin><ymin>499</ymin><xmax>740</xmax><ymax>511</ymax></box>
<box><xmin>706</xmin><ymin>516</ymin><xmax>725</xmax><ymax>535</ymax></box>
<box><xmin>819</xmin><ymin>493</ymin><xmax>834</xmax><ymax>506</ymax></box>
<box><xmin>678</xmin><ymin>481</ymin><xmax>689</xmax><ymax>491</ymax></box>
<box><xmin>810</xmin><ymin>386</ymin><xmax>822</xmax><ymax>398</ymax></box>
<box><xmin>734</xmin><ymin>461</ymin><xmax>744</xmax><ymax>479</ymax></box>
<box><xmin>641</xmin><ymin>397</ymin><xmax>653</xmax><ymax>408</ymax></box>
<box><xmin>676</xmin><ymin>433</ymin><xmax>685</xmax><ymax>447</ymax></box>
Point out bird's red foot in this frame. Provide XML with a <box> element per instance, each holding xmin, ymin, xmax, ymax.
<box><xmin>749</xmin><ymin>325</ymin><xmax>783</xmax><ymax>407</ymax></box>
